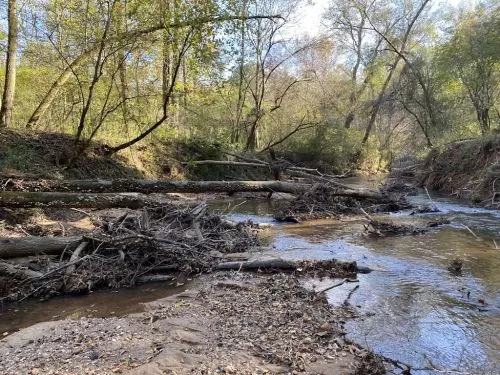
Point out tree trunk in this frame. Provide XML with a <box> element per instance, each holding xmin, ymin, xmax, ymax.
<box><xmin>26</xmin><ymin>53</ymin><xmax>89</xmax><ymax>129</ymax></box>
<box><xmin>0</xmin><ymin>180</ymin><xmax>381</xmax><ymax>203</ymax></box>
<box><xmin>0</xmin><ymin>0</ymin><xmax>18</xmax><ymax>128</ymax></box>
<box><xmin>0</xmin><ymin>180</ymin><xmax>311</xmax><ymax>195</ymax></box>
<box><xmin>0</xmin><ymin>191</ymin><xmax>155</xmax><ymax>209</ymax></box>
<box><xmin>0</xmin><ymin>236</ymin><xmax>82</xmax><ymax>259</ymax></box>
<box><xmin>0</xmin><ymin>180</ymin><xmax>381</xmax><ymax>204</ymax></box>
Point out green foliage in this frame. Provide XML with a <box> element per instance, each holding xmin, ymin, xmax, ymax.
<box><xmin>0</xmin><ymin>0</ymin><xmax>499</xmax><ymax>175</ymax></box>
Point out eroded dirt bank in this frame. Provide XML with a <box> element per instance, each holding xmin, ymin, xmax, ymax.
<box><xmin>391</xmin><ymin>135</ymin><xmax>500</xmax><ymax>208</ymax></box>
<box><xmin>0</xmin><ymin>272</ymin><xmax>383</xmax><ymax>375</ymax></box>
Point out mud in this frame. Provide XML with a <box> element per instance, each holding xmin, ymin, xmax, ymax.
<box><xmin>0</xmin><ymin>273</ymin><xmax>383</xmax><ymax>375</ymax></box>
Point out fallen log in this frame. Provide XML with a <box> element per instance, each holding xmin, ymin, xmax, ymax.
<box><xmin>0</xmin><ymin>182</ymin><xmax>382</xmax><ymax>209</ymax></box>
<box><xmin>0</xmin><ymin>236</ymin><xmax>82</xmax><ymax>259</ymax></box>
<box><xmin>216</xmin><ymin>259</ymin><xmax>297</xmax><ymax>271</ymax></box>
<box><xmin>0</xmin><ymin>191</ymin><xmax>155</xmax><ymax>209</ymax></box>
<box><xmin>1</xmin><ymin>179</ymin><xmax>311</xmax><ymax>195</ymax></box>
<box><xmin>216</xmin><ymin>259</ymin><xmax>373</xmax><ymax>274</ymax></box>
<box><xmin>0</xmin><ymin>261</ymin><xmax>43</xmax><ymax>279</ymax></box>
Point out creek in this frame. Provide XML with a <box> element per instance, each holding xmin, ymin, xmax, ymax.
<box><xmin>1</xmin><ymin>182</ymin><xmax>499</xmax><ymax>374</ymax></box>
<box><xmin>213</xmin><ymin>188</ymin><xmax>500</xmax><ymax>374</ymax></box>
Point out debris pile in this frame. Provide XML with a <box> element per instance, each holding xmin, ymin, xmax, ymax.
<box><xmin>1</xmin><ymin>203</ymin><xmax>260</xmax><ymax>303</ymax></box>
<box><xmin>274</xmin><ymin>184</ymin><xmax>410</xmax><ymax>222</ymax></box>
<box><xmin>363</xmin><ymin>216</ymin><xmax>450</xmax><ymax>237</ymax></box>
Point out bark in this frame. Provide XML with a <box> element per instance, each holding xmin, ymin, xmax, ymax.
<box><xmin>0</xmin><ymin>180</ymin><xmax>309</xmax><ymax>195</ymax></box>
<box><xmin>0</xmin><ymin>179</ymin><xmax>381</xmax><ymax>198</ymax></box>
<box><xmin>0</xmin><ymin>261</ymin><xmax>43</xmax><ymax>278</ymax></box>
<box><xmin>0</xmin><ymin>236</ymin><xmax>82</xmax><ymax>259</ymax></box>
<box><xmin>216</xmin><ymin>259</ymin><xmax>297</xmax><ymax>271</ymax></box>
<box><xmin>0</xmin><ymin>191</ymin><xmax>155</xmax><ymax>209</ymax></box>
<box><xmin>0</xmin><ymin>0</ymin><xmax>18</xmax><ymax>128</ymax></box>
<box><xmin>216</xmin><ymin>259</ymin><xmax>372</xmax><ymax>273</ymax></box>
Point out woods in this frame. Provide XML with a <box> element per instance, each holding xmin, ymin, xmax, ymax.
<box><xmin>0</xmin><ymin>0</ymin><xmax>497</xmax><ymax>172</ymax></box>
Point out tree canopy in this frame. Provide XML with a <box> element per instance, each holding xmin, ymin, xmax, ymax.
<box><xmin>0</xmin><ymin>0</ymin><xmax>498</xmax><ymax>171</ymax></box>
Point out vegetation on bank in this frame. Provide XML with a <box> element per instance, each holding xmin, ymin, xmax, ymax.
<box><xmin>419</xmin><ymin>135</ymin><xmax>500</xmax><ymax>207</ymax></box>
<box><xmin>0</xmin><ymin>0</ymin><xmax>498</xmax><ymax>176</ymax></box>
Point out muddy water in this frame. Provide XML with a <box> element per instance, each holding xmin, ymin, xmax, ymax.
<box><xmin>217</xmin><ymin>193</ymin><xmax>500</xmax><ymax>375</ymax></box>
<box><xmin>0</xmin><ymin>282</ymin><xmax>187</xmax><ymax>336</ymax></box>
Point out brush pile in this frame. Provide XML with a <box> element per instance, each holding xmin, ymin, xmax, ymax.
<box><xmin>274</xmin><ymin>184</ymin><xmax>410</xmax><ymax>222</ymax></box>
<box><xmin>1</xmin><ymin>203</ymin><xmax>260</xmax><ymax>304</ymax></box>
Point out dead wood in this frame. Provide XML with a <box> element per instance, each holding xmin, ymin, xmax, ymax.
<box><xmin>0</xmin><ymin>191</ymin><xmax>155</xmax><ymax>208</ymax></box>
<box><xmin>1</xmin><ymin>179</ymin><xmax>312</xmax><ymax>195</ymax></box>
<box><xmin>316</xmin><ymin>278</ymin><xmax>359</xmax><ymax>294</ymax></box>
<box><xmin>0</xmin><ymin>261</ymin><xmax>43</xmax><ymax>279</ymax></box>
<box><xmin>216</xmin><ymin>259</ymin><xmax>297</xmax><ymax>271</ymax></box>
<box><xmin>0</xmin><ymin>203</ymin><xmax>260</xmax><ymax>303</ymax></box>
<box><xmin>216</xmin><ymin>258</ymin><xmax>370</xmax><ymax>276</ymax></box>
<box><xmin>275</xmin><ymin>184</ymin><xmax>408</xmax><ymax>222</ymax></box>
<box><xmin>64</xmin><ymin>241</ymin><xmax>88</xmax><ymax>277</ymax></box>
<box><xmin>0</xmin><ymin>236</ymin><xmax>82</xmax><ymax>258</ymax></box>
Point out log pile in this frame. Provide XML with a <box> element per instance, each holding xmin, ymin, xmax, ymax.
<box><xmin>274</xmin><ymin>184</ymin><xmax>411</xmax><ymax>222</ymax></box>
<box><xmin>0</xmin><ymin>203</ymin><xmax>260</xmax><ymax>303</ymax></box>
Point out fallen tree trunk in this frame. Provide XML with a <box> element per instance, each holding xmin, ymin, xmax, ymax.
<box><xmin>0</xmin><ymin>191</ymin><xmax>155</xmax><ymax>209</ymax></box>
<box><xmin>0</xmin><ymin>236</ymin><xmax>82</xmax><ymax>259</ymax></box>
<box><xmin>0</xmin><ymin>180</ymin><xmax>382</xmax><ymax>201</ymax></box>
<box><xmin>0</xmin><ymin>261</ymin><xmax>43</xmax><ymax>278</ymax></box>
<box><xmin>216</xmin><ymin>259</ymin><xmax>297</xmax><ymax>271</ymax></box>
<box><xmin>2</xmin><ymin>179</ymin><xmax>311</xmax><ymax>195</ymax></box>
<box><xmin>216</xmin><ymin>259</ymin><xmax>372</xmax><ymax>274</ymax></box>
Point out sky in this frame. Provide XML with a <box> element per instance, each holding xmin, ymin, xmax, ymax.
<box><xmin>288</xmin><ymin>0</ymin><xmax>474</xmax><ymax>38</ymax></box>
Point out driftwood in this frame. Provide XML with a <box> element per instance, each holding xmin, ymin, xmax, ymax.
<box><xmin>0</xmin><ymin>236</ymin><xmax>82</xmax><ymax>258</ymax></box>
<box><xmin>0</xmin><ymin>191</ymin><xmax>155</xmax><ymax>209</ymax></box>
<box><xmin>183</xmin><ymin>159</ymin><xmax>355</xmax><ymax>190</ymax></box>
<box><xmin>215</xmin><ymin>259</ymin><xmax>372</xmax><ymax>274</ymax></box>
<box><xmin>0</xmin><ymin>261</ymin><xmax>43</xmax><ymax>279</ymax></box>
<box><xmin>0</xmin><ymin>182</ymin><xmax>381</xmax><ymax>209</ymax></box>
<box><xmin>216</xmin><ymin>259</ymin><xmax>297</xmax><ymax>271</ymax></box>
<box><xmin>1</xmin><ymin>179</ymin><xmax>311</xmax><ymax>195</ymax></box>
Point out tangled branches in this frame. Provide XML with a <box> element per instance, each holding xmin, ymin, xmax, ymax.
<box><xmin>2</xmin><ymin>203</ymin><xmax>260</xmax><ymax>303</ymax></box>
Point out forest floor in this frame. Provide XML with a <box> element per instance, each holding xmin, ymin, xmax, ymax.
<box><xmin>0</xmin><ymin>272</ymin><xmax>386</xmax><ymax>375</ymax></box>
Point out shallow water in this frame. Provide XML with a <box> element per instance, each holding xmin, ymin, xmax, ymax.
<box><xmin>0</xmin><ymin>282</ymin><xmax>187</xmax><ymax>336</ymax></box>
<box><xmin>211</xmin><ymin>190</ymin><xmax>500</xmax><ymax>375</ymax></box>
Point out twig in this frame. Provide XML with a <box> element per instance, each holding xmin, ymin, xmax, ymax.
<box><xmin>316</xmin><ymin>278</ymin><xmax>359</xmax><ymax>294</ymax></box>
<box><xmin>461</xmin><ymin>224</ymin><xmax>480</xmax><ymax>240</ymax></box>
<box><xmin>493</xmin><ymin>239</ymin><xmax>498</xmax><ymax>250</ymax></box>
<box><xmin>424</xmin><ymin>186</ymin><xmax>438</xmax><ymax>210</ymax></box>
<box><xmin>343</xmin><ymin>285</ymin><xmax>359</xmax><ymax>306</ymax></box>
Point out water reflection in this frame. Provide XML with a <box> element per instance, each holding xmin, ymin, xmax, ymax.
<box><xmin>233</xmin><ymin>194</ymin><xmax>500</xmax><ymax>374</ymax></box>
<box><xmin>0</xmin><ymin>282</ymin><xmax>187</xmax><ymax>336</ymax></box>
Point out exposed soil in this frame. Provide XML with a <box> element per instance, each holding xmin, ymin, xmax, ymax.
<box><xmin>0</xmin><ymin>272</ymin><xmax>385</xmax><ymax>375</ymax></box>
<box><xmin>395</xmin><ymin>135</ymin><xmax>500</xmax><ymax>208</ymax></box>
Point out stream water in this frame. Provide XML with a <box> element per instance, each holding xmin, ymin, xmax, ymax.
<box><xmin>1</xmin><ymin>183</ymin><xmax>499</xmax><ymax>374</ymax></box>
<box><xmin>215</xmin><ymin>191</ymin><xmax>500</xmax><ymax>375</ymax></box>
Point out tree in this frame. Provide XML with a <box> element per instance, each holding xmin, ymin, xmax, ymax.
<box><xmin>440</xmin><ymin>5</ymin><xmax>500</xmax><ymax>134</ymax></box>
<box><xmin>0</xmin><ymin>0</ymin><xmax>18</xmax><ymax>128</ymax></box>
<box><xmin>361</xmin><ymin>0</ymin><xmax>431</xmax><ymax>145</ymax></box>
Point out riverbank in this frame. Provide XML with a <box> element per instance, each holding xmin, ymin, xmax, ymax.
<box><xmin>0</xmin><ymin>272</ymin><xmax>384</xmax><ymax>375</ymax></box>
<box><xmin>394</xmin><ymin>135</ymin><xmax>500</xmax><ymax>208</ymax></box>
